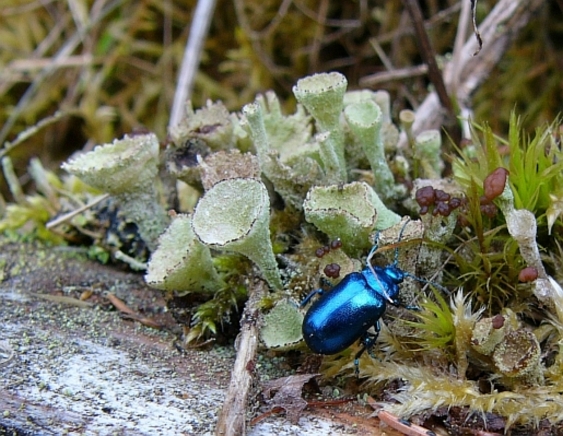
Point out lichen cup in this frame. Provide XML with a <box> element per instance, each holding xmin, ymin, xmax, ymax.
<box><xmin>62</xmin><ymin>133</ymin><xmax>168</xmax><ymax>251</ymax></box>
<box><xmin>145</xmin><ymin>214</ymin><xmax>222</xmax><ymax>295</ymax></box>
<box><xmin>303</xmin><ymin>181</ymin><xmax>401</xmax><ymax>254</ymax></box>
<box><xmin>191</xmin><ymin>178</ymin><xmax>283</xmax><ymax>290</ymax></box>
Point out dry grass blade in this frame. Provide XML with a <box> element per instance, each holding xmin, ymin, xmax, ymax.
<box><xmin>32</xmin><ymin>292</ymin><xmax>94</xmax><ymax>308</ymax></box>
<box><xmin>106</xmin><ymin>293</ymin><xmax>162</xmax><ymax>329</ymax></box>
<box><xmin>106</xmin><ymin>292</ymin><xmax>136</xmax><ymax>316</ymax></box>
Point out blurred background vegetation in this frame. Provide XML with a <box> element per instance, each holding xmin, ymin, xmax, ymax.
<box><xmin>1</xmin><ymin>0</ymin><xmax>562</xmax><ymax>197</ymax></box>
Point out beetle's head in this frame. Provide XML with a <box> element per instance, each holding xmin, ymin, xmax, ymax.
<box><xmin>383</xmin><ymin>265</ymin><xmax>406</xmax><ymax>284</ymax></box>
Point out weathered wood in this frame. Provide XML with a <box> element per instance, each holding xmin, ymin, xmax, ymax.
<box><xmin>0</xmin><ymin>240</ymin><xmax>234</xmax><ymax>435</ymax></box>
<box><xmin>0</xmin><ymin>240</ymin><xmax>371</xmax><ymax>435</ymax></box>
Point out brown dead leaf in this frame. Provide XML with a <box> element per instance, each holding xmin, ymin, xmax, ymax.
<box><xmin>107</xmin><ymin>293</ymin><xmax>162</xmax><ymax>329</ymax></box>
<box><xmin>261</xmin><ymin>373</ymin><xmax>320</xmax><ymax>424</ymax></box>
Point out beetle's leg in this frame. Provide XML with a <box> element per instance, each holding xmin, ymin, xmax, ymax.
<box><xmin>364</xmin><ymin>320</ymin><xmax>380</xmax><ymax>358</ymax></box>
<box><xmin>301</xmin><ymin>277</ymin><xmax>333</xmax><ymax>307</ymax></box>
<box><xmin>319</xmin><ymin>276</ymin><xmax>333</xmax><ymax>289</ymax></box>
<box><xmin>354</xmin><ymin>321</ymin><xmax>380</xmax><ymax>375</ymax></box>
<box><xmin>300</xmin><ymin>288</ymin><xmax>324</xmax><ymax>307</ymax></box>
<box><xmin>353</xmin><ymin>347</ymin><xmax>366</xmax><ymax>376</ymax></box>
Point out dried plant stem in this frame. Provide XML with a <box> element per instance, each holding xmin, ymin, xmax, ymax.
<box><xmin>449</xmin><ymin>0</ymin><xmax>473</xmax><ymax>93</ymax></box>
<box><xmin>402</xmin><ymin>0</ymin><xmax>455</xmax><ymax>119</ymax></box>
<box><xmin>397</xmin><ymin>0</ymin><xmax>544</xmax><ymax>149</ymax></box>
<box><xmin>360</xmin><ymin>64</ymin><xmax>428</xmax><ymax>87</ymax></box>
<box><xmin>0</xmin><ymin>110</ymin><xmax>80</xmax><ymax>158</ymax></box>
<box><xmin>1</xmin><ymin>157</ymin><xmax>26</xmax><ymax>205</ymax></box>
<box><xmin>215</xmin><ymin>278</ymin><xmax>267</xmax><ymax>436</ymax></box>
<box><xmin>169</xmin><ymin>0</ymin><xmax>217</xmax><ymax>129</ymax></box>
<box><xmin>45</xmin><ymin>194</ymin><xmax>109</xmax><ymax>229</ymax></box>
<box><xmin>113</xmin><ymin>250</ymin><xmax>147</xmax><ymax>271</ymax></box>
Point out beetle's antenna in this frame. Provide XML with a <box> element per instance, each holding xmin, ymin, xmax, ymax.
<box><xmin>394</xmin><ymin>217</ymin><xmax>411</xmax><ymax>266</ymax></box>
<box><xmin>366</xmin><ymin>232</ymin><xmax>394</xmax><ymax>303</ymax></box>
<box><xmin>404</xmin><ymin>272</ymin><xmax>451</xmax><ymax>296</ymax></box>
<box><xmin>367</xmin><ymin>218</ymin><xmax>412</xmax><ymax>303</ymax></box>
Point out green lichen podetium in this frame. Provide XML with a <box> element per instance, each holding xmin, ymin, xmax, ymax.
<box><xmin>62</xmin><ymin>133</ymin><xmax>169</xmax><ymax>252</ymax></box>
<box><xmin>145</xmin><ymin>214</ymin><xmax>222</xmax><ymax>295</ymax></box>
<box><xmin>293</xmin><ymin>72</ymin><xmax>348</xmax><ymax>183</ymax></box>
<box><xmin>192</xmin><ymin>178</ymin><xmax>283</xmax><ymax>291</ymax></box>
<box><xmin>303</xmin><ymin>181</ymin><xmax>400</xmax><ymax>255</ymax></box>
<box><xmin>344</xmin><ymin>100</ymin><xmax>403</xmax><ymax>200</ymax></box>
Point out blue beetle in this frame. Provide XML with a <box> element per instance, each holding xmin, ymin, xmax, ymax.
<box><xmin>301</xmin><ymin>219</ymin><xmax>420</xmax><ymax>374</ymax></box>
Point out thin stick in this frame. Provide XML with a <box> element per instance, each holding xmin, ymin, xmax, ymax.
<box><xmin>471</xmin><ymin>0</ymin><xmax>483</xmax><ymax>55</ymax></box>
<box><xmin>402</xmin><ymin>0</ymin><xmax>455</xmax><ymax>119</ymax></box>
<box><xmin>169</xmin><ymin>0</ymin><xmax>217</xmax><ymax>129</ymax></box>
<box><xmin>360</xmin><ymin>64</ymin><xmax>428</xmax><ymax>87</ymax></box>
<box><xmin>113</xmin><ymin>250</ymin><xmax>147</xmax><ymax>271</ymax></box>
<box><xmin>215</xmin><ymin>279</ymin><xmax>267</xmax><ymax>436</ymax></box>
<box><xmin>449</xmin><ymin>0</ymin><xmax>473</xmax><ymax>95</ymax></box>
<box><xmin>1</xmin><ymin>110</ymin><xmax>80</xmax><ymax>158</ymax></box>
<box><xmin>1</xmin><ymin>157</ymin><xmax>26</xmax><ymax>205</ymax></box>
<box><xmin>46</xmin><ymin>194</ymin><xmax>109</xmax><ymax>229</ymax></box>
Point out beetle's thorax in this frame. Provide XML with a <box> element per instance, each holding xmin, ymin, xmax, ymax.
<box><xmin>362</xmin><ymin>264</ymin><xmax>404</xmax><ymax>301</ymax></box>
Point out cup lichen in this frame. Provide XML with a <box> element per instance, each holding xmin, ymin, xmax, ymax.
<box><xmin>198</xmin><ymin>150</ymin><xmax>261</xmax><ymax>191</ymax></box>
<box><xmin>61</xmin><ymin>133</ymin><xmax>169</xmax><ymax>251</ymax></box>
<box><xmin>344</xmin><ymin>100</ymin><xmax>403</xmax><ymax>200</ymax></box>
<box><xmin>303</xmin><ymin>181</ymin><xmax>401</xmax><ymax>254</ymax></box>
<box><xmin>191</xmin><ymin>177</ymin><xmax>283</xmax><ymax>290</ymax></box>
<box><xmin>260</xmin><ymin>300</ymin><xmax>304</xmax><ymax>349</ymax></box>
<box><xmin>169</xmin><ymin>100</ymin><xmax>234</xmax><ymax>151</ymax></box>
<box><xmin>414</xmin><ymin>130</ymin><xmax>444</xmax><ymax>179</ymax></box>
<box><xmin>492</xmin><ymin>329</ymin><xmax>543</xmax><ymax>386</ymax></box>
<box><xmin>399</xmin><ymin>109</ymin><xmax>416</xmax><ymax>145</ymax></box>
<box><xmin>293</xmin><ymin>72</ymin><xmax>348</xmax><ymax>183</ymax></box>
<box><xmin>241</xmin><ymin>100</ymin><xmax>321</xmax><ymax>210</ymax></box>
<box><xmin>145</xmin><ymin>213</ymin><xmax>222</xmax><ymax>294</ymax></box>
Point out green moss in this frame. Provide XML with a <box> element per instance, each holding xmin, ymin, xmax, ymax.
<box><xmin>401</xmin><ymin>288</ymin><xmax>456</xmax><ymax>358</ymax></box>
<box><xmin>453</xmin><ymin>113</ymin><xmax>563</xmax><ymax>228</ymax></box>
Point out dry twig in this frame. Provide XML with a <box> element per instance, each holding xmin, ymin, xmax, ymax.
<box><xmin>106</xmin><ymin>293</ymin><xmax>162</xmax><ymax>329</ymax></box>
<box><xmin>215</xmin><ymin>278</ymin><xmax>267</xmax><ymax>436</ymax></box>
<box><xmin>169</xmin><ymin>0</ymin><xmax>217</xmax><ymax>129</ymax></box>
<box><xmin>397</xmin><ymin>0</ymin><xmax>544</xmax><ymax>149</ymax></box>
<box><xmin>402</xmin><ymin>0</ymin><xmax>455</xmax><ymax>120</ymax></box>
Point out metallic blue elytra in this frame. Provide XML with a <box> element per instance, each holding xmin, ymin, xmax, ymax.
<box><xmin>301</xmin><ymin>220</ymin><xmax>419</xmax><ymax>374</ymax></box>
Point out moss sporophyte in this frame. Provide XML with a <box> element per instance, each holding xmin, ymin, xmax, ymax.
<box><xmin>7</xmin><ymin>72</ymin><xmax>552</xmax><ymax>431</ymax></box>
